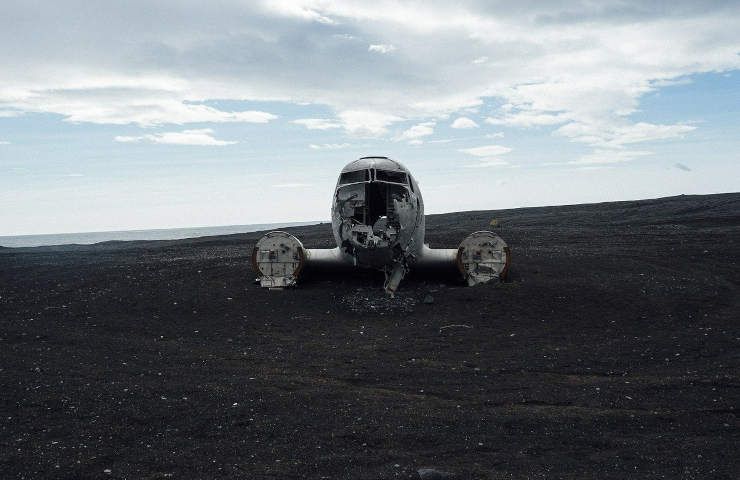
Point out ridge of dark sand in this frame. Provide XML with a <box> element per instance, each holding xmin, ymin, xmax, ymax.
<box><xmin>1</xmin><ymin>193</ymin><xmax>738</xmax><ymax>479</ymax></box>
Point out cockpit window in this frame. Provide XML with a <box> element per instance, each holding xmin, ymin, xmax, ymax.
<box><xmin>375</xmin><ymin>170</ymin><xmax>408</xmax><ymax>184</ymax></box>
<box><xmin>339</xmin><ymin>169</ymin><xmax>369</xmax><ymax>184</ymax></box>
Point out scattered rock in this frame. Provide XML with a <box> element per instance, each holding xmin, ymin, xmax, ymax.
<box><xmin>340</xmin><ymin>292</ymin><xmax>416</xmax><ymax>314</ymax></box>
<box><xmin>423</xmin><ymin>294</ymin><xmax>434</xmax><ymax>304</ymax></box>
<box><xmin>418</xmin><ymin>467</ymin><xmax>455</xmax><ymax>479</ymax></box>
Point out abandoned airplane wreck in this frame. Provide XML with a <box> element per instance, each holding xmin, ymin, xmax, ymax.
<box><xmin>252</xmin><ymin>156</ymin><xmax>511</xmax><ymax>294</ymax></box>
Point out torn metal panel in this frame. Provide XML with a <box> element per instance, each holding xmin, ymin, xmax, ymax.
<box><xmin>332</xmin><ymin>169</ymin><xmax>419</xmax><ymax>267</ymax></box>
<box><xmin>383</xmin><ymin>261</ymin><xmax>407</xmax><ymax>296</ymax></box>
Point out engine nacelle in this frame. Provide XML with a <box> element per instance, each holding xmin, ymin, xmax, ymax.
<box><xmin>251</xmin><ymin>231</ymin><xmax>305</xmax><ymax>288</ymax></box>
<box><xmin>456</xmin><ymin>231</ymin><xmax>511</xmax><ymax>286</ymax></box>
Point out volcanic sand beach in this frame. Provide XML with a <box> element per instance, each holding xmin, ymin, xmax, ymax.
<box><xmin>1</xmin><ymin>193</ymin><xmax>738</xmax><ymax>479</ymax></box>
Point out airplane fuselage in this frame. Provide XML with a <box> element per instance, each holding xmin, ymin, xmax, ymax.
<box><xmin>331</xmin><ymin>157</ymin><xmax>425</xmax><ymax>270</ymax></box>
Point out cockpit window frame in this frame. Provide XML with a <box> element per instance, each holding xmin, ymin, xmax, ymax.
<box><xmin>339</xmin><ymin>169</ymin><xmax>370</xmax><ymax>185</ymax></box>
<box><xmin>374</xmin><ymin>169</ymin><xmax>408</xmax><ymax>185</ymax></box>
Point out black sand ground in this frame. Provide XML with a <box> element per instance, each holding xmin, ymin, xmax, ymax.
<box><xmin>1</xmin><ymin>193</ymin><xmax>738</xmax><ymax>479</ymax></box>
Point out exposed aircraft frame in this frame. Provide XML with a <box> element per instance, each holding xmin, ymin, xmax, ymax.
<box><xmin>252</xmin><ymin>157</ymin><xmax>510</xmax><ymax>294</ymax></box>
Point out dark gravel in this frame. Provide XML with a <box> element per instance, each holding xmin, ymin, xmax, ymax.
<box><xmin>1</xmin><ymin>193</ymin><xmax>738</xmax><ymax>479</ymax></box>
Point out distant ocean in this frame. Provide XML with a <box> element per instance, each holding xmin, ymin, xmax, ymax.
<box><xmin>0</xmin><ymin>222</ymin><xmax>322</xmax><ymax>248</ymax></box>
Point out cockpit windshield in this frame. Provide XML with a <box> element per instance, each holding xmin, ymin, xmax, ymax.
<box><xmin>339</xmin><ymin>168</ymin><xmax>409</xmax><ymax>186</ymax></box>
<box><xmin>375</xmin><ymin>169</ymin><xmax>408</xmax><ymax>184</ymax></box>
<box><xmin>339</xmin><ymin>169</ymin><xmax>369</xmax><ymax>184</ymax></box>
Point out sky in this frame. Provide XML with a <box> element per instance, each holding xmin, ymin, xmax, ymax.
<box><xmin>0</xmin><ymin>1</ymin><xmax>739</xmax><ymax>236</ymax></box>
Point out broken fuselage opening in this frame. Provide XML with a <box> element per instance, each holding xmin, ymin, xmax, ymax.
<box><xmin>333</xmin><ymin>168</ymin><xmax>420</xmax><ymax>269</ymax></box>
<box><xmin>346</xmin><ymin>181</ymin><xmax>404</xmax><ymax>226</ymax></box>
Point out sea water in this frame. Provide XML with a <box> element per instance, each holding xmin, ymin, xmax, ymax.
<box><xmin>0</xmin><ymin>222</ymin><xmax>321</xmax><ymax>248</ymax></box>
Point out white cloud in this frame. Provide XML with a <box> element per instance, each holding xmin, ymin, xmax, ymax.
<box><xmin>0</xmin><ymin>110</ymin><xmax>22</xmax><ymax>118</ymax></box>
<box><xmin>368</xmin><ymin>44</ymin><xmax>396</xmax><ymax>54</ymax></box>
<box><xmin>308</xmin><ymin>143</ymin><xmax>350</xmax><ymax>150</ymax></box>
<box><xmin>0</xmin><ymin>140</ymin><xmax>10</xmax><ymax>145</ymax></box>
<box><xmin>451</xmin><ymin>117</ymin><xmax>479</xmax><ymax>129</ymax></box>
<box><xmin>338</xmin><ymin>110</ymin><xmax>403</xmax><ymax>137</ymax></box>
<box><xmin>0</xmin><ymin>1</ymin><xmax>738</xmax><ymax>147</ymax></box>
<box><xmin>485</xmin><ymin>132</ymin><xmax>504</xmax><ymax>138</ymax></box>
<box><xmin>292</xmin><ymin>118</ymin><xmax>342</xmax><ymax>130</ymax></box>
<box><xmin>556</xmin><ymin>121</ymin><xmax>696</xmax><ymax>148</ymax></box>
<box><xmin>2</xmin><ymin>81</ymin><xmax>278</xmax><ymax>127</ymax></box>
<box><xmin>266</xmin><ymin>2</ymin><xmax>336</xmax><ymax>25</ymax></box>
<box><xmin>396</xmin><ymin>121</ymin><xmax>435</xmax><ymax>143</ymax></box>
<box><xmin>485</xmin><ymin>112</ymin><xmax>569</xmax><ymax>128</ymax></box>
<box><xmin>114</xmin><ymin>128</ymin><xmax>236</xmax><ymax>146</ymax></box>
<box><xmin>464</xmin><ymin>158</ymin><xmax>510</xmax><ymax>168</ymax></box>
<box><xmin>460</xmin><ymin>145</ymin><xmax>512</xmax><ymax>157</ymax></box>
<box><xmin>569</xmin><ymin>149</ymin><xmax>652</xmax><ymax>165</ymax></box>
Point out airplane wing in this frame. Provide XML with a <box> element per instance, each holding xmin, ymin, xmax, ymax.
<box><xmin>252</xmin><ymin>230</ymin><xmax>510</xmax><ymax>289</ymax></box>
<box><xmin>251</xmin><ymin>231</ymin><xmax>353</xmax><ymax>288</ymax></box>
